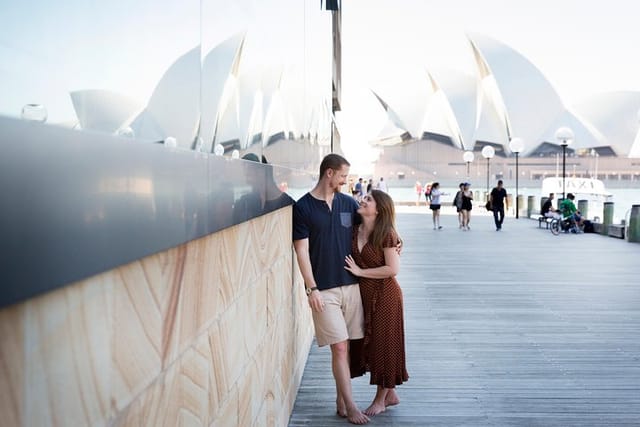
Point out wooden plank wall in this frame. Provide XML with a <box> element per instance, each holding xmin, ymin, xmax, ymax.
<box><xmin>0</xmin><ymin>206</ymin><xmax>313</xmax><ymax>427</ymax></box>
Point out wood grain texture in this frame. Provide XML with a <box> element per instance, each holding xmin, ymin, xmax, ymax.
<box><xmin>0</xmin><ymin>205</ymin><xmax>313</xmax><ymax>427</ymax></box>
<box><xmin>0</xmin><ymin>304</ymin><xmax>25</xmax><ymax>427</ymax></box>
<box><xmin>289</xmin><ymin>212</ymin><xmax>640</xmax><ymax>426</ymax></box>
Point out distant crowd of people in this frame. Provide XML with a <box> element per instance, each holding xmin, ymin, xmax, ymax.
<box><xmin>349</xmin><ymin>176</ymin><xmax>388</xmax><ymax>200</ymax></box>
<box><xmin>415</xmin><ymin>179</ymin><xmax>509</xmax><ymax>232</ymax></box>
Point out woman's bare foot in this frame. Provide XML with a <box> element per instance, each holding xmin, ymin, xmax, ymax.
<box><xmin>385</xmin><ymin>389</ymin><xmax>400</xmax><ymax>407</ymax></box>
<box><xmin>346</xmin><ymin>406</ymin><xmax>370</xmax><ymax>425</ymax></box>
<box><xmin>363</xmin><ymin>400</ymin><xmax>386</xmax><ymax>416</ymax></box>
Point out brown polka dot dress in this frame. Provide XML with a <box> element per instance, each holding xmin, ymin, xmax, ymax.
<box><xmin>350</xmin><ymin>226</ymin><xmax>409</xmax><ymax>388</ymax></box>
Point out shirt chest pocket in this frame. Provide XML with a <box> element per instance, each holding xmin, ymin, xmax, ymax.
<box><xmin>340</xmin><ymin>212</ymin><xmax>352</xmax><ymax>228</ymax></box>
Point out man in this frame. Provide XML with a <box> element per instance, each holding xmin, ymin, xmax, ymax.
<box><xmin>354</xmin><ymin>178</ymin><xmax>364</xmax><ymax>201</ymax></box>
<box><xmin>560</xmin><ymin>193</ymin><xmax>584</xmax><ymax>231</ymax></box>
<box><xmin>376</xmin><ymin>176</ymin><xmax>388</xmax><ymax>193</ymax></box>
<box><xmin>348</xmin><ymin>178</ymin><xmax>356</xmax><ymax>196</ymax></box>
<box><xmin>293</xmin><ymin>154</ymin><xmax>369</xmax><ymax>425</ymax></box>
<box><xmin>541</xmin><ymin>193</ymin><xmax>560</xmax><ymax>218</ymax></box>
<box><xmin>366</xmin><ymin>178</ymin><xmax>373</xmax><ymax>194</ymax></box>
<box><xmin>489</xmin><ymin>180</ymin><xmax>508</xmax><ymax>231</ymax></box>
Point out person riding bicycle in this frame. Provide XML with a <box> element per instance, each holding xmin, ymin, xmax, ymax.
<box><xmin>559</xmin><ymin>193</ymin><xmax>584</xmax><ymax>232</ymax></box>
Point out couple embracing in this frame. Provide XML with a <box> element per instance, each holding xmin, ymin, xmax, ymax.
<box><xmin>293</xmin><ymin>154</ymin><xmax>409</xmax><ymax>424</ymax></box>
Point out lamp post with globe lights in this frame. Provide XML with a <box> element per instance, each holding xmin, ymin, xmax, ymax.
<box><xmin>509</xmin><ymin>137</ymin><xmax>525</xmax><ymax>218</ymax></box>
<box><xmin>481</xmin><ymin>145</ymin><xmax>495</xmax><ymax>200</ymax></box>
<box><xmin>463</xmin><ymin>151</ymin><xmax>474</xmax><ymax>179</ymax></box>
<box><xmin>554</xmin><ymin>127</ymin><xmax>574</xmax><ymax>201</ymax></box>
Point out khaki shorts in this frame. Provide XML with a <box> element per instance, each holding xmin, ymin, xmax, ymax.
<box><xmin>312</xmin><ymin>283</ymin><xmax>364</xmax><ymax>347</ymax></box>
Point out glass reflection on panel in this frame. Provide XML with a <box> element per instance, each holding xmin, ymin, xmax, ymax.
<box><xmin>2</xmin><ymin>1</ymin><xmax>201</xmax><ymax>139</ymax></box>
<box><xmin>21</xmin><ymin>104</ymin><xmax>48</xmax><ymax>123</ymax></box>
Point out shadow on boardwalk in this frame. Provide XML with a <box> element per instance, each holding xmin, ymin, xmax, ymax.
<box><xmin>289</xmin><ymin>211</ymin><xmax>640</xmax><ymax>426</ymax></box>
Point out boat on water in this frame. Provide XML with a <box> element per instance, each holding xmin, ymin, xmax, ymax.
<box><xmin>541</xmin><ymin>177</ymin><xmax>613</xmax><ymax>220</ymax></box>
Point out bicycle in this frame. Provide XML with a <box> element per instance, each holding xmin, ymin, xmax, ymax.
<box><xmin>550</xmin><ymin>215</ymin><xmax>580</xmax><ymax>235</ymax></box>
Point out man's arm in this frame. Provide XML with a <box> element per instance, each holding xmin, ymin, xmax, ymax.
<box><xmin>293</xmin><ymin>238</ymin><xmax>324</xmax><ymax>312</ymax></box>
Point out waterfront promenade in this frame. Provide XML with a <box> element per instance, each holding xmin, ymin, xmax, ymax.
<box><xmin>289</xmin><ymin>209</ymin><xmax>640</xmax><ymax>426</ymax></box>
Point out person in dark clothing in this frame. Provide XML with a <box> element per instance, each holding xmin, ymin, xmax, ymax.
<box><xmin>541</xmin><ymin>193</ymin><xmax>554</xmax><ymax>216</ymax></box>
<box><xmin>541</xmin><ymin>193</ymin><xmax>560</xmax><ymax>218</ymax></box>
<box><xmin>293</xmin><ymin>154</ymin><xmax>370</xmax><ymax>425</ymax></box>
<box><xmin>232</xmin><ymin>153</ymin><xmax>294</xmax><ymax>223</ymax></box>
<box><xmin>489</xmin><ymin>180</ymin><xmax>508</xmax><ymax>231</ymax></box>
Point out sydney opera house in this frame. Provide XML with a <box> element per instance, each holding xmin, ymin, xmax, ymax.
<box><xmin>1</xmin><ymin>1</ymin><xmax>640</xmax><ymax>425</ymax></box>
<box><xmin>3</xmin><ymin>6</ymin><xmax>639</xmax><ymax>184</ymax></box>
<box><xmin>0</xmin><ymin>1</ymin><xmax>338</xmax><ymax>425</ymax></box>
<box><xmin>367</xmin><ymin>33</ymin><xmax>640</xmax><ymax>184</ymax></box>
<box><xmin>1</xmin><ymin>1</ymin><xmax>337</xmax><ymax>168</ymax></box>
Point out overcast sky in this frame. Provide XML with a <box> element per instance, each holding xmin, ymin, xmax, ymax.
<box><xmin>338</xmin><ymin>0</ymin><xmax>640</xmax><ymax>172</ymax></box>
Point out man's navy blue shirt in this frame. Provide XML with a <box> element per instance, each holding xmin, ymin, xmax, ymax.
<box><xmin>293</xmin><ymin>192</ymin><xmax>359</xmax><ymax>290</ymax></box>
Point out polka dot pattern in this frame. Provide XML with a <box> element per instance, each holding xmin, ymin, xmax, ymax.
<box><xmin>350</xmin><ymin>227</ymin><xmax>409</xmax><ymax>388</ymax></box>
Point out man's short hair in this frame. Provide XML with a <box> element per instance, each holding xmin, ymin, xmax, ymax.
<box><xmin>498</xmin><ymin>180</ymin><xmax>503</xmax><ymax>185</ymax></box>
<box><xmin>319</xmin><ymin>153</ymin><xmax>350</xmax><ymax>178</ymax></box>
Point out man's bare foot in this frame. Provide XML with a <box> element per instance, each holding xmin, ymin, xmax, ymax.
<box><xmin>363</xmin><ymin>401</ymin><xmax>386</xmax><ymax>416</ymax></box>
<box><xmin>346</xmin><ymin>406</ymin><xmax>370</xmax><ymax>425</ymax></box>
<box><xmin>385</xmin><ymin>389</ymin><xmax>400</xmax><ymax>407</ymax></box>
<box><xmin>336</xmin><ymin>398</ymin><xmax>347</xmax><ymax>418</ymax></box>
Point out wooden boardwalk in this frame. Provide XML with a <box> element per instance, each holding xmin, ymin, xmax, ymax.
<box><xmin>289</xmin><ymin>209</ymin><xmax>640</xmax><ymax>426</ymax></box>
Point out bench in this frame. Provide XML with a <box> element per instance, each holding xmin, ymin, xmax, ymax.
<box><xmin>608</xmin><ymin>224</ymin><xmax>625</xmax><ymax>239</ymax></box>
<box><xmin>538</xmin><ymin>216</ymin><xmax>553</xmax><ymax>229</ymax></box>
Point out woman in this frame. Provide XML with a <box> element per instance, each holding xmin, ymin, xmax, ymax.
<box><xmin>452</xmin><ymin>182</ymin><xmax>465</xmax><ymax>229</ymax></box>
<box><xmin>461</xmin><ymin>182</ymin><xmax>473</xmax><ymax>230</ymax></box>
<box><xmin>428</xmin><ymin>182</ymin><xmax>446</xmax><ymax>230</ymax></box>
<box><xmin>345</xmin><ymin>190</ymin><xmax>409</xmax><ymax>416</ymax></box>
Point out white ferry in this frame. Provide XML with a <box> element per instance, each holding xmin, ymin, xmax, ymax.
<box><xmin>541</xmin><ymin>177</ymin><xmax>613</xmax><ymax>220</ymax></box>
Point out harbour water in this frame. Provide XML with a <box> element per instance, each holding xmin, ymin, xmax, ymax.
<box><xmin>385</xmin><ymin>186</ymin><xmax>640</xmax><ymax>223</ymax></box>
<box><xmin>287</xmin><ymin>185</ymin><xmax>640</xmax><ymax>223</ymax></box>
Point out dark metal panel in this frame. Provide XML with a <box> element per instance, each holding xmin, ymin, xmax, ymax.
<box><xmin>0</xmin><ymin>116</ymin><xmax>295</xmax><ymax>308</ymax></box>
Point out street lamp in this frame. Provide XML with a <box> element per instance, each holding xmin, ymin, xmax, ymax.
<box><xmin>463</xmin><ymin>151</ymin><xmax>474</xmax><ymax>178</ymax></box>
<box><xmin>481</xmin><ymin>145</ymin><xmax>495</xmax><ymax>199</ymax></box>
<box><xmin>554</xmin><ymin>127</ymin><xmax>574</xmax><ymax>200</ymax></box>
<box><xmin>509</xmin><ymin>137</ymin><xmax>525</xmax><ymax>218</ymax></box>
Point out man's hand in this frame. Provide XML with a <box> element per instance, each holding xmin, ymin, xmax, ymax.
<box><xmin>307</xmin><ymin>290</ymin><xmax>324</xmax><ymax>312</ymax></box>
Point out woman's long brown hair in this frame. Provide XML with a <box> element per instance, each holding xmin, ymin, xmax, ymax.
<box><xmin>368</xmin><ymin>189</ymin><xmax>400</xmax><ymax>250</ymax></box>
